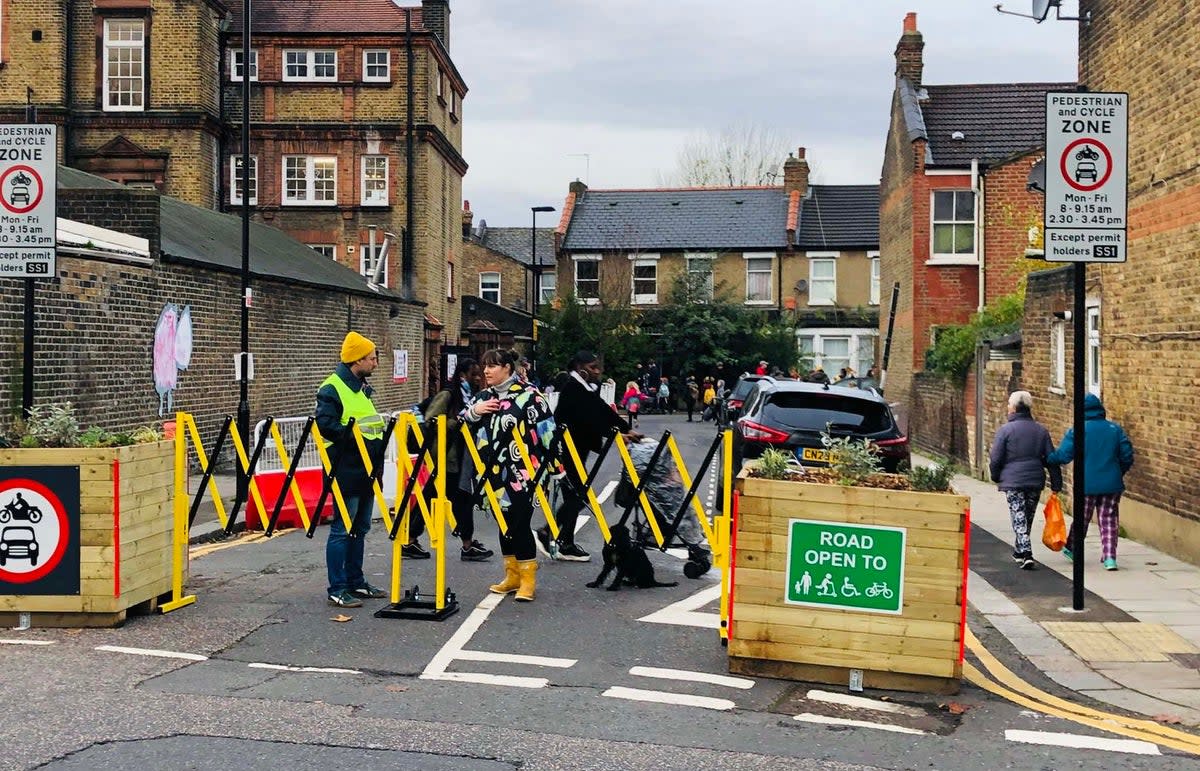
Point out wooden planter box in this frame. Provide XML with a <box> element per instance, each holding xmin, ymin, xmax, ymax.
<box><xmin>0</xmin><ymin>441</ymin><xmax>176</xmax><ymax>627</ymax></box>
<box><xmin>729</xmin><ymin>471</ymin><xmax>969</xmax><ymax>694</ymax></box>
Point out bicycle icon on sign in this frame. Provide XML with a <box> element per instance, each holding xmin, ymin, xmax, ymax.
<box><xmin>864</xmin><ymin>582</ymin><xmax>894</xmax><ymax>599</ymax></box>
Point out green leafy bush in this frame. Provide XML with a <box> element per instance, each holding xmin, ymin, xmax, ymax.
<box><xmin>821</xmin><ymin>429</ymin><xmax>882</xmax><ymax>486</ymax></box>
<box><xmin>908</xmin><ymin>463</ymin><xmax>954</xmax><ymax>493</ymax></box>
<box><xmin>924</xmin><ymin>291</ymin><xmax>1026</xmax><ymax>381</ymax></box>
<box><xmin>4</xmin><ymin>403</ymin><xmax>162</xmax><ymax>448</ymax></box>
<box><xmin>756</xmin><ymin>448</ymin><xmax>794</xmax><ymax>480</ymax></box>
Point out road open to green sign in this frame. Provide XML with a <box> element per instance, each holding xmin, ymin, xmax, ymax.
<box><xmin>785</xmin><ymin>519</ymin><xmax>906</xmax><ymax>614</ymax></box>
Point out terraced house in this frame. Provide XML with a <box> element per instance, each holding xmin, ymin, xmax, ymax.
<box><xmin>555</xmin><ymin>149</ymin><xmax>882</xmax><ymax>375</ymax></box>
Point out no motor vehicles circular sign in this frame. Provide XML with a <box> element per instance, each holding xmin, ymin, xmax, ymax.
<box><xmin>0</xmin><ymin>466</ymin><xmax>80</xmax><ymax>595</ymax></box>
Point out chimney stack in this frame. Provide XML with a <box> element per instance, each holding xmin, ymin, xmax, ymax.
<box><xmin>569</xmin><ymin>178</ymin><xmax>588</xmax><ymax>195</ymax></box>
<box><xmin>894</xmin><ymin>12</ymin><xmax>924</xmax><ymax>88</ymax></box>
<box><xmin>422</xmin><ymin>0</ymin><xmax>450</xmax><ymax>48</ymax></box>
<box><xmin>461</xmin><ymin>199</ymin><xmax>474</xmax><ymax>240</ymax></box>
<box><xmin>783</xmin><ymin>147</ymin><xmax>809</xmax><ymax>197</ymax></box>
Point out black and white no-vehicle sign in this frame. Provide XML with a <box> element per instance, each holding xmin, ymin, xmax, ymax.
<box><xmin>0</xmin><ymin>466</ymin><xmax>80</xmax><ymax>596</ymax></box>
<box><xmin>0</xmin><ymin>124</ymin><xmax>57</xmax><ymax>278</ymax></box>
<box><xmin>1044</xmin><ymin>92</ymin><xmax>1128</xmax><ymax>263</ymax></box>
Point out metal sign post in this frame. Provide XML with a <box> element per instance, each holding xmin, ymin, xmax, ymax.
<box><xmin>1044</xmin><ymin>91</ymin><xmax>1128</xmax><ymax>611</ymax></box>
<box><xmin>0</xmin><ymin>123</ymin><xmax>57</xmax><ymax>416</ymax></box>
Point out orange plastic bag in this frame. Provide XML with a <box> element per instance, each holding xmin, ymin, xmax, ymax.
<box><xmin>1042</xmin><ymin>493</ymin><xmax>1066</xmax><ymax>552</ymax></box>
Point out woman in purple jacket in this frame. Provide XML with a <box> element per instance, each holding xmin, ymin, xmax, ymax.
<box><xmin>989</xmin><ymin>391</ymin><xmax>1063</xmax><ymax>570</ymax></box>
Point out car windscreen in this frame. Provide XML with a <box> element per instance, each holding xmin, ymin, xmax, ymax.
<box><xmin>761</xmin><ymin>392</ymin><xmax>892</xmax><ymax>433</ymax></box>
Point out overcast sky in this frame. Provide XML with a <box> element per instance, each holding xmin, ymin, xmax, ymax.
<box><xmin>449</xmin><ymin>1</ymin><xmax>1079</xmax><ymax>226</ymax></box>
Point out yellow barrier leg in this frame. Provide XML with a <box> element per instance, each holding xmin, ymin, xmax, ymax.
<box><xmin>562</xmin><ymin>429</ymin><xmax>610</xmax><ymax>544</ymax></box>
<box><xmin>461</xmin><ymin>423</ymin><xmax>508</xmax><ymax>535</ymax></box>
<box><xmin>183</xmin><ymin>414</ymin><xmax>228</xmax><ymax>528</ymax></box>
<box><xmin>160</xmin><ymin>411</ymin><xmax>196</xmax><ymax>613</ymax></box>
<box><xmin>313</xmin><ymin>426</ymin><xmax>354</xmax><ymax>533</ymax></box>
<box><xmin>614</xmin><ymin>434</ymin><xmax>664</xmax><ymax>547</ymax></box>
<box><xmin>228</xmin><ymin>420</ymin><xmax>271</xmax><ymax>529</ymax></box>
<box><xmin>269</xmin><ymin>421</ymin><xmax>311</xmax><ymax>531</ymax></box>
<box><xmin>509</xmin><ymin>427</ymin><xmax>558</xmax><ymax>539</ymax></box>
<box><xmin>664</xmin><ymin>435</ymin><xmax>717</xmax><ymax>546</ymax></box>
<box><xmin>352</xmin><ymin>423</ymin><xmax>395</xmax><ymax>535</ymax></box>
<box><xmin>718</xmin><ymin>429</ymin><xmax>733</xmax><ymax>641</ymax></box>
<box><xmin>435</xmin><ymin>415</ymin><xmax>447</xmax><ymax>611</ymax></box>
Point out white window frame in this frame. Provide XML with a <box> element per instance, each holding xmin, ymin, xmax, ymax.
<box><xmin>929</xmin><ymin>189</ymin><xmax>977</xmax><ymax>264</ymax></box>
<box><xmin>538</xmin><ymin>271</ymin><xmax>556</xmax><ymax>305</ymax></box>
<box><xmin>573</xmin><ymin>254</ymin><xmax>601</xmax><ymax>305</ymax></box>
<box><xmin>744</xmin><ymin>251</ymin><xmax>775</xmax><ymax>305</ymax></box>
<box><xmin>1087</xmin><ymin>303</ymin><xmax>1101</xmax><ymax>397</ymax></box>
<box><xmin>436</xmin><ymin>67</ymin><xmax>445</xmax><ymax>100</ymax></box>
<box><xmin>479</xmin><ymin>271</ymin><xmax>501</xmax><ymax>303</ymax></box>
<box><xmin>230</xmin><ymin>49</ymin><xmax>258</xmax><ymax>82</ymax></box>
<box><xmin>363</xmin><ymin>49</ymin><xmax>390</xmax><ymax>82</ymax></box>
<box><xmin>1049</xmin><ymin>318</ymin><xmax>1066</xmax><ymax>394</ymax></box>
<box><xmin>869</xmin><ymin>251</ymin><xmax>881</xmax><ymax>306</ymax></box>
<box><xmin>283</xmin><ymin>49</ymin><xmax>338</xmax><ymax>82</ymax></box>
<box><xmin>808</xmin><ymin>252</ymin><xmax>838</xmax><ymax>306</ymax></box>
<box><xmin>103</xmin><ymin>19</ymin><xmax>145</xmax><ymax>112</ymax></box>
<box><xmin>360</xmin><ymin>155</ymin><xmax>389</xmax><ymax>206</ymax></box>
<box><xmin>447</xmin><ymin>260</ymin><xmax>455</xmax><ymax>299</ymax></box>
<box><xmin>796</xmin><ymin>328</ymin><xmax>878</xmax><ymax>375</ymax></box>
<box><xmin>629</xmin><ymin>253</ymin><xmax>660</xmax><ymax>305</ymax></box>
<box><xmin>308</xmin><ymin>244</ymin><xmax>336</xmax><ymax>259</ymax></box>
<box><xmin>686</xmin><ymin>252</ymin><xmax>716</xmax><ymax>302</ymax></box>
<box><xmin>450</xmin><ymin>90</ymin><xmax>458</xmax><ymax>117</ymax></box>
<box><xmin>282</xmin><ymin>155</ymin><xmax>337</xmax><ymax>206</ymax></box>
<box><xmin>230</xmin><ymin>155</ymin><xmax>257</xmax><ymax>206</ymax></box>
<box><xmin>360</xmin><ymin>242</ymin><xmax>388</xmax><ymax>287</ymax></box>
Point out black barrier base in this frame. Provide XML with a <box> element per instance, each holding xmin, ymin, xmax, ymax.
<box><xmin>374</xmin><ymin>585</ymin><xmax>460</xmax><ymax>621</ymax></box>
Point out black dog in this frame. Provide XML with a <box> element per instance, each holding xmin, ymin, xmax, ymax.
<box><xmin>586</xmin><ymin>523</ymin><xmax>678</xmax><ymax>591</ymax></box>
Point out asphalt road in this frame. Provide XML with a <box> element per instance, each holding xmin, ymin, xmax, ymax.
<box><xmin>0</xmin><ymin>414</ymin><xmax>1189</xmax><ymax>770</ymax></box>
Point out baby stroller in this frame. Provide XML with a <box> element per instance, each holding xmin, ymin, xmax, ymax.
<box><xmin>641</xmin><ymin>386</ymin><xmax>662</xmax><ymax>415</ymax></box>
<box><xmin>612</xmin><ymin>439</ymin><xmax>712</xmax><ymax>579</ymax></box>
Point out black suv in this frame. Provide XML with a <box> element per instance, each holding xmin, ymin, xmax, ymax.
<box><xmin>732</xmin><ymin>380</ymin><xmax>909</xmax><ymax>473</ymax></box>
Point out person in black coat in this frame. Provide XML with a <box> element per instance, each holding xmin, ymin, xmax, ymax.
<box><xmin>537</xmin><ymin>350</ymin><xmax>643</xmax><ymax>561</ymax></box>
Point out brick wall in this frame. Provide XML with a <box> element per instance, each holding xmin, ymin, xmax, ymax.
<box><xmin>982</xmin><ymin>156</ymin><xmax>1044</xmax><ymax>303</ymax></box>
<box><xmin>879</xmin><ymin>92</ymin><xmax>919</xmax><ymax>416</ymax></box>
<box><xmin>460</xmin><ymin>239</ymin><xmax>528</xmax><ymax>311</ymax></box>
<box><xmin>909</xmin><ymin>372</ymin><xmax>967</xmax><ymax>459</ymax></box>
<box><xmin>1</xmin><ymin>0</ymin><xmax>67</xmax><ymax>104</ymax></box>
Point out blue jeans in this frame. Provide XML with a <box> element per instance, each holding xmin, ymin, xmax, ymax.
<box><xmin>326</xmin><ymin>492</ymin><xmax>374</xmax><ymax>595</ymax></box>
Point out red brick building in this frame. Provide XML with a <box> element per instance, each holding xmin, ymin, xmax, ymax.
<box><xmin>879</xmin><ymin>12</ymin><xmax>1071</xmax><ymax>420</ymax></box>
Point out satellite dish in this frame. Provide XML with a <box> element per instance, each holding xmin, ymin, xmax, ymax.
<box><xmin>794</xmin><ymin>279</ymin><xmax>809</xmax><ymax>293</ymax></box>
<box><xmin>1032</xmin><ymin>0</ymin><xmax>1055</xmax><ymax>22</ymax></box>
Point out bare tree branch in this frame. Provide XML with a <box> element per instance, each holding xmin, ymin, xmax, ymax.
<box><xmin>656</xmin><ymin>124</ymin><xmax>792</xmax><ymax>187</ymax></box>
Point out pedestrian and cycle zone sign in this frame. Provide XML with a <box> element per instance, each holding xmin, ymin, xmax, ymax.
<box><xmin>0</xmin><ymin>466</ymin><xmax>79</xmax><ymax>595</ymax></box>
<box><xmin>0</xmin><ymin>124</ymin><xmax>57</xmax><ymax>277</ymax></box>
<box><xmin>785</xmin><ymin>519</ymin><xmax>905</xmax><ymax>615</ymax></box>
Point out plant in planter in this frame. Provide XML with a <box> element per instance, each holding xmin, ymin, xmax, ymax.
<box><xmin>3</xmin><ymin>402</ymin><xmax>162</xmax><ymax>449</ymax></box>
<box><xmin>730</xmin><ymin>432</ymin><xmax>970</xmax><ymax>695</ymax></box>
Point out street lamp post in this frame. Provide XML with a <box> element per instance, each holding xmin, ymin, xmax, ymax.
<box><xmin>237</xmin><ymin>1</ymin><xmax>253</xmax><ymax>500</ymax></box>
<box><xmin>530</xmin><ymin>205</ymin><xmax>555</xmax><ymax>379</ymax></box>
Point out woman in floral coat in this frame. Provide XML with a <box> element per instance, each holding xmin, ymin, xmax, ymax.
<box><xmin>463</xmin><ymin>348</ymin><xmax>556</xmax><ymax>601</ymax></box>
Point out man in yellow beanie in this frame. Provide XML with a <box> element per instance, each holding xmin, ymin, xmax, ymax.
<box><xmin>316</xmin><ymin>331</ymin><xmax>425</xmax><ymax>608</ymax></box>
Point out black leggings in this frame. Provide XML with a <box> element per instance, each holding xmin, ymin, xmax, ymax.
<box><xmin>498</xmin><ymin>494</ymin><xmax>536</xmax><ymax>560</ymax></box>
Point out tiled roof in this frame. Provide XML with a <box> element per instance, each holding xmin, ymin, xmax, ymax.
<box><xmin>227</xmin><ymin>0</ymin><xmax>423</xmax><ymax>35</ymax></box>
<box><xmin>474</xmin><ymin>226</ymin><xmax>556</xmax><ymax>267</ymax></box>
<box><xmin>561</xmin><ymin>188</ymin><xmax>789</xmax><ymax>251</ymax></box>
<box><xmin>796</xmin><ymin>185</ymin><xmax>880</xmax><ymax>250</ymax></box>
<box><xmin>57</xmin><ymin>166</ymin><xmax>401</xmax><ymax>298</ymax></box>
<box><xmin>920</xmin><ymin>82</ymin><xmax>1075</xmax><ymax>167</ymax></box>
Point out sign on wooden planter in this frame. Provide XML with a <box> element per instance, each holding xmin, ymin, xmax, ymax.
<box><xmin>785</xmin><ymin>520</ymin><xmax>905</xmax><ymax>614</ymax></box>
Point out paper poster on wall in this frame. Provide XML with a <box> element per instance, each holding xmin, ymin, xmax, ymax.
<box><xmin>393</xmin><ymin>349</ymin><xmax>409</xmax><ymax>383</ymax></box>
<box><xmin>446</xmin><ymin>353</ymin><xmax>458</xmax><ymax>382</ymax></box>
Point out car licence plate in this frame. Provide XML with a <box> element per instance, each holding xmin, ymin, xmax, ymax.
<box><xmin>799</xmin><ymin>447</ymin><xmax>832</xmax><ymax>464</ymax></box>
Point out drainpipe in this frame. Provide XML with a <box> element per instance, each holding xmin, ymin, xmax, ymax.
<box><xmin>974</xmin><ymin>341</ymin><xmax>989</xmax><ymax>478</ymax></box>
<box><xmin>404</xmin><ymin>10</ymin><xmax>416</xmax><ymax>297</ymax></box>
<box><xmin>973</xmin><ymin>158</ymin><xmax>985</xmax><ymax>312</ymax></box>
<box><xmin>63</xmin><ymin>0</ymin><xmax>74</xmax><ymax>159</ymax></box>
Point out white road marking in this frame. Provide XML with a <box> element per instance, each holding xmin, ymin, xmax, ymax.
<box><xmin>638</xmin><ymin>583</ymin><xmax>721</xmax><ymax>628</ymax></box>
<box><xmin>595</xmin><ymin>480</ymin><xmax>617</xmax><ymax>505</ymax></box>
<box><xmin>0</xmin><ymin>638</ymin><xmax>55</xmax><ymax>646</ymax></box>
<box><xmin>95</xmin><ymin>645</ymin><xmax>208</xmax><ymax>662</ymax></box>
<box><xmin>421</xmin><ymin>592</ymin><xmax>571</xmax><ymax>688</ymax></box>
<box><xmin>603</xmin><ymin>686</ymin><xmax>735</xmax><ymax>711</ymax></box>
<box><xmin>248</xmin><ymin>663</ymin><xmax>361</xmax><ymax>674</ymax></box>
<box><xmin>454</xmin><ymin>649</ymin><xmax>576</xmax><ymax>668</ymax></box>
<box><xmin>630</xmin><ymin>666</ymin><xmax>754</xmax><ymax>689</ymax></box>
<box><xmin>793</xmin><ymin>713</ymin><xmax>927</xmax><ymax>735</ymax></box>
<box><xmin>806</xmin><ymin>689</ymin><xmax>925</xmax><ymax>717</ymax></box>
<box><xmin>575</xmin><ymin>514</ymin><xmax>591</xmax><ymax>536</ymax></box>
<box><xmin>1004</xmin><ymin>729</ymin><xmax>1161</xmax><ymax>755</ymax></box>
<box><xmin>423</xmin><ymin>671</ymin><xmax>548</xmax><ymax>689</ymax></box>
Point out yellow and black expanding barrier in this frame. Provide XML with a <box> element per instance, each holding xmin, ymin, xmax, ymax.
<box><xmin>164</xmin><ymin>409</ymin><xmax>734</xmax><ymax>635</ymax></box>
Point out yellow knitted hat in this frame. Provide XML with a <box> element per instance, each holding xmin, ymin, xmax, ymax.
<box><xmin>340</xmin><ymin>331</ymin><xmax>375</xmax><ymax>363</ymax></box>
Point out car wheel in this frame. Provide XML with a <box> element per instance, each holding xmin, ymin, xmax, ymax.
<box><xmin>29</xmin><ymin>554</ymin><xmax>36</xmax><ymax>566</ymax></box>
<box><xmin>0</xmin><ymin>555</ymin><xmax>6</xmax><ymax>567</ymax></box>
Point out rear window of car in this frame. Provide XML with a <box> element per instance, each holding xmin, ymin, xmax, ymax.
<box><xmin>761</xmin><ymin>392</ymin><xmax>892</xmax><ymax>433</ymax></box>
<box><xmin>731</xmin><ymin>378</ymin><xmax>762</xmax><ymax>400</ymax></box>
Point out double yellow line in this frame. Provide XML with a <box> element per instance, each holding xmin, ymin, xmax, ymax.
<box><xmin>189</xmin><ymin>530</ymin><xmax>289</xmax><ymax>559</ymax></box>
<box><xmin>964</xmin><ymin>627</ymin><xmax>1200</xmax><ymax>755</ymax></box>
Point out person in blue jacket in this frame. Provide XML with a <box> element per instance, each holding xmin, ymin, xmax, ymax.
<box><xmin>1047</xmin><ymin>394</ymin><xmax>1135</xmax><ymax>571</ymax></box>
<box><xmin>990</xmin><ymin>391</ymin><xmax>1063</xmax><ymax>570</ymax></box>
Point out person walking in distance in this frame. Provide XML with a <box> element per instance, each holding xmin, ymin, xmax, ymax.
<box><xmin>621</xmin><ymin>380</ymin><xmax>643</xmax><ymax>429</ymax></box>
<box><xmin>1047</xmin><ymin>394</ymin><xmax>1134</xmax><ymax>570</ymax></box>
<box><xmin>989</xmin><ymin>391</ymin><xmax>1063</xmax><ymax>570</ymax></box>
<box><xmin>421</xmin><ymin>358</ymin><xmax>493</xmax><ymax>562</ymax></box>
<box><xmin>538</xmin><ymin>350</ymin><xmax>642</xmax><ymax>562</ymax></box>
<box><xmin>464</xmin><ymin>348</ymin><xmax>556</xmax><ymax>602</ymax></box>
<box><xmin>685</xmin><ymin>375</ymin><xmax>699</xmax><ymax>422</ymax></box>
<box><xmin>317</xmin><ymin>331</ymin><xmax>390</xmax><ymax>607</ymax></box>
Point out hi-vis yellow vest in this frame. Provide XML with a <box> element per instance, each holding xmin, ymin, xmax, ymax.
<box><xmin>321</xmin><ymin>373</ymin><xmax>385</xmax><ymax>445</ymax></box>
